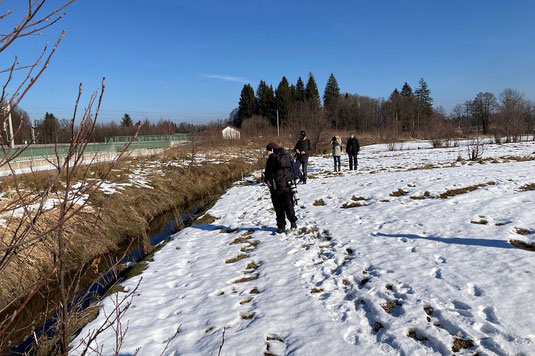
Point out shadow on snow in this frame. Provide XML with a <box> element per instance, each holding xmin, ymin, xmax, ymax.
<box><xmin>375</xmin><ymin>232</ymin><xmax>515</xmax><ymax>250</ymax></box>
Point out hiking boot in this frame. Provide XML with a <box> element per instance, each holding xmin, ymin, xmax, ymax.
<box><xmin>276</xmin><ymin>227</ymin><xmax>285</xmax><ymax>234</ymax></box>
<box><xmin>291</xmin><ymin>222</ymin><xmax>297</xmax><ymax>230</ymax></box>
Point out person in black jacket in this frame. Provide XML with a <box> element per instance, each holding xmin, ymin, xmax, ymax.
<box><xmin>293</xmin><ymin>130</ymin><xmax>312</xmax><ymax>184</ymax></box>
<box><xmin>346</xmin><ymin>133</ymin><xmax>360</xmax><ymax>170</ymax></box>
<box><xmin>264</xmin><ymin>143</ymin><xmax>297</xmax><ymax>233</ymax></box>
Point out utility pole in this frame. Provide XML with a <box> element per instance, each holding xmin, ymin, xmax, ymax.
<box><xmin>276</xmin><ymin>110</ymin><xmax>279</xmax><ymax>137</ymax></box>
<box><xmin>6</xmin><ymin>100</ymin><xmax>14</xmax><ymax>148</ymax></box>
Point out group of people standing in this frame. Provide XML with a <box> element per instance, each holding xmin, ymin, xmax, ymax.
<box><xmin>264</xmin><ymin>131</ymin><xmax>361</xmax><ymax>233</ymax></box>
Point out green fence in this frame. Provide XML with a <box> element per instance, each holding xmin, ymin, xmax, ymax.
<box><xmin>1</xmin><ymin>134</ymin><xmax>188</xmax><ymax>162</ymax></box>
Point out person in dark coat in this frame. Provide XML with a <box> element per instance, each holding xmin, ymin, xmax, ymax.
<box><xmin>264</xmin><ymin>142</ymin><xmax>297</xmax><ymax>233</ymax></box>
<box><xmin>293</xmin><ymin>130</ymin><xmax>312</xmax><ymax>184</ymax></box>
<box><xmin>346</xmin><ymin>133</ymin><xmax>360</xmax><ymax>170</ymax></box>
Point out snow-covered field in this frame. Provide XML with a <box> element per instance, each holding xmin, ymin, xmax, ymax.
<box><xmin>73</xmin><ymin>141</ymin><xmax>535</xmax><ymax>355</ymax></box>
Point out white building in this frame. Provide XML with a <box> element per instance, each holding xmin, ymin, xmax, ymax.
<box><xmin>222</xmin><ymin>126</ymin><xmax>240</xmax><ymax>140</ymax></box>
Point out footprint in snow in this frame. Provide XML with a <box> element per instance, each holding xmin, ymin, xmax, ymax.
<box><xmin>466</xmin><ymin>282</ymin><xmax>484</xmax><ymax>297</ymax></box>
<box><xmin>264</xmin><ymin>334</ymin><xmax>287</xmax><ymax>356</ymax></box>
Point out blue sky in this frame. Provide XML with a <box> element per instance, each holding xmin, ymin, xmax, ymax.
<box><xmin>3</xmin><ymin>0</ymin><xmax>535</xmax><ymax>123</ymax></box>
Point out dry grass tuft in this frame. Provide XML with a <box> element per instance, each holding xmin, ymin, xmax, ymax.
<box><xmin>351</xmin><ymin>196</ymin><xmax>367</xmax><ymax>201</ymax></box>
<box><xmin>373</xmin><ymin>321</ymin><xmax>384</xmax><ymax>333</ymax></box>
<box><xmin>239</xmin><ymin>298</ymin><xmax>253</xmax><ymax>305</ymax></box>
<box><xmin>520</xmin><ymin>183</ymin><xmax>535</xmax><ymax>191</ymax></box>
<box><xmin>438</xmin><ymin>181</ymin><xmax>495</xmax><ymax>199</ymax></box>
<box><xmin>423</xmin><ymin>305</ymin><xmax>434</xmax><ymax>316</ymax></box>
<box><xmin>515</xmin><ymin>227</ymin><xmax>531</xmax><ymax>235</ymax></box>
<box><xmin>240</xmin><ymin>312</ymin><xmax>255</xmax><ymax>320</ymax></box>
<box><xmin>225</xmin><ymin>254</ymin><xmax>249</xmax><ymax>264</ymax></box>
<box><xmin>250</xmin><ymin>287</ymin><xmax>261</xmax><ymax>294</ymax></box>
<box><xmin>341</xmin><ymin>201</ymin><xmax>367</xmax><ymax>208</ymax></box>
<box><xmin>410</xmin><ymin>191</ymin><xmax>431</xmax><ymax>200</ymax></box>
<box><xmin>230</xmin><ymin>236</ymin><xmax>252</xmax><ymax>245</ymax></box>
<box><xmin>381</xmin><ymin>300</ymin><xmax>402</xmax><ymax>314</ymax></box>
<box><xmin>509</xmin><ymin>240</ymin><xmax>535</xmax><ymax>252</ymax></box>
<box><xmin>233</xmin><ymin>274</ymin><xmax>259</xmax><ymax>283</ymax></box>
<box><xmin>451</xmin><ymin>338</ymin><xmax>474</xmax><ymax>352</ymax></box>
<box><xmin>389</xmin><ymin>188</ymin><xmax>408</xmax><ymax>197</ymax></box>
<box><xmin>194</xmin><ymin>213</ymin><xmax>219</xmax><ymax>225</ymax></box>
<box><xmin>407</xmin><ymin>328</ymin><xmax>429</xmax><ymax>342</ymax></box>
<box><xmin>246</xmin><ymin>261</ymin><xmax>262</xmax><ymax>270</ymax></box>
<box><xmin>471</xmin><ymin>219</ymin><xmax>488</xmax><ymax>225</ymax></box>
<box><xmin>313</xmin><ymin>199</ymin><xmax>325</xmax><ymax>206</ymax></box>
<box><xmin>310</xmin><ymin>287</ymin><xmax>324</xmax><ymax>294</ymax></box>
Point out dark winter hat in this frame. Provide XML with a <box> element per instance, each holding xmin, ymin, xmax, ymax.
<box><xmin>300</xmin><ymin>130</ymin><xmax>306</xmax><ymax>137</ymax></box>
<box><xmin>266</xmin><ymin>142</ymin><xmax>279</xmax><ymax>151</ymax></box>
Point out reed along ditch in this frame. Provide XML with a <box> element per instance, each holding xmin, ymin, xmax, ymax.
<box><xmin>1</xmin><ymin>156</ymin><xmax>263</xmax><ymax>354</ymax></box>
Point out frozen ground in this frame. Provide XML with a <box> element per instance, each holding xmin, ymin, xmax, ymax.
<box><xmin>73</xmin><ymin>140</ymin><xmax>535</xmax><ymax>355</ymax></box>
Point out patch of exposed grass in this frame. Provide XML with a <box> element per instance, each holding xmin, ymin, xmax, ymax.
<box><xmin>122</xmin><ymin>262</ymin><xmax>148</xmax><ymax>280</ymax></box>
<box><xmin>313</xmin><ymin>199</ymin><xmax>325</xmax><ymax>206</ymax></box>
<box><xmin>225</xmin><ymin>254</ymin><xmax>249</xmax><ymax>264</ymax></box>
<box><xmin>360</xmin><ymin>277</ymin><xmax>370</xmax><ymax>286</ymax></box>
<box><xmin>233</xmin><ymin>274</ymin><xmax>258</xmax><ymax>283</ymax></box>
<box><xmin>103</xmin><ymin>284</ymin><xmax>126</xmax><ymax>298</ymax></box>
<box><xmin>471</xmin><ymin>219</ymin><xmax>488</xmax><ymax>225</ymax></box>
<box><xmin>341</xmin><ymin>201</ymin><xmax>367</xmax><ymax>208</ymax></box>
<box><xmin>389</xmin><ymin>188</ymin><xmax>408</xmax><ymax>197</ymax></box>
<box><xmin>407</xmin><ymin>328</ymin><xmax>429</xmax><ymax>342</ymax></box>
<box><xmin>438</xmin><ymin>182</ymin><xmax>495</xmax><ymax>199</ymax></box>
<box><xmin>381</xmin><ymin>300</ymin><xmax>402</xmax><ymax>314</ymax></box>
<box><xmin>240</xmin><ymin>312</ymin><xmax>255</xmax><ymax>320</ymax></box>
<box><xmin>451</xmin><ymin>338</ymin><xmax>474</xmax><ymax>352</ymax></box>
<box><xmin>219</xmin><ymin>227</ymin><xmax>238</xmax><ymax>233</ymax></box>
<box><xmin>520</xmin><ymin>183</ymin><xmax>535</xmax><ymax>191</ymax></box>
<box><xmin>250</xmin><ymin>287</ymin><xmax>261</xmax><ymax>294</ymax></box>
<box><xmin>239</xmin><ymin>298</ymin><xmax>253</xmax><ymax>305</ymax></box>
<box><xmin>266</xmin><ymin>334</ymin><xmax>284</xmax><ymax>342</ymax></box>
<box><xmin>379</xmin><ymin>199</ymin><xmax>390</xmax><ymax>203</ymax></box>
<box><xmin>408</xmin><ymin>163</ymin><xmax>436</xmax><ymax>171</ymax></box>
<box><xmin>230</xmin><ymin>235</ymin><xmax>252</xmax><ymax>245</ymax></box>
<box><xmin>509</xmin><ymin>240</ymin><xmax>535</xmax><ymax>252</ymax></box>
<box><xmin>346</xmin><ymin>247</ymin><xmax>353</xmax><ymax>254</ymax></box>
<box><xmin>204</xmin><ymin>326</ymin><xmax>215</xmax><ymax>333</ymax></box>
<box><xmin>423</xmin><ymin>305</ymin><xmax>434</xmax><ymax>316</ymax></box>
<box><xmin>342</xmin><ymin>279</ymin><xmax>350</xmax><ymax>285</ymax></box>
<box><xmin>515</xmin><ymin>227</ymin><xmax>531</xmax><ymax>235</ymax></box>
<box><xmin>373</xmin><ymin>321</ymin><xmax>384</xmax><ymax>333</ymax></box>
<box><xmin>351</xmin><ymin>196</ymin><xmax>367</xmax><ymax>201</ymax></box>
<box><xmin>246</xmin><ymin>261</ymin><xmax>262</xmax><ymax>270</ymax></box>
<box><xmin>410</xmin><ymin>191</ymin><xmax>431</xmax><ymax>200</ymax></box>
<box><xmin>194</xmin><ymin>213</ymin><xmax>218</xmax><ymax>225</ymax></box>
<box><xmin>310</xmin><ymin>287</ymin><xmax>324</xmax><ymax>294</ymax></box>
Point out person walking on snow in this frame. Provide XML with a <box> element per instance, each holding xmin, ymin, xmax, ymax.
<box><xmin>330</xmin><ymin>136</ymin><xmax>342</xmax><ymax>172</ymax></box>
<box><xmin>346</xmin><ymin>133</ymin><xmax>360</xmax><ymax>170</ymax></box>
<box><xmin>264</xmin><ymin>142</ymin><xmax>297</xmax><ymax>234</ymax></box>
<box><xmin>294</xmin><ymin>130</ymin><xmax>312</xmax><ymax>184</ymax></box>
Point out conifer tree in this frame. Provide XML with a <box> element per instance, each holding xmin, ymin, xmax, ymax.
<box><xmin>275</xmin><ymin>76</ymin><xmax>292</xmax><ymax>126</ymax></box>
<box><xmin>236</xmin><ymin>84</ymin><xmax>256</xmax><ymax>127</ymax></box>
<box><xmin>256</xmin><ymin>80</ymin><xmax>276</xmax><ymax>124</ymax></box>
<box><xmin>323</xmin><ymin>73</ymin><xmax>341</xmax><ymax>126</ymax></box>
<box><xmin>120</xmin><ymin>113</ymin><xmax>133</xmax><ymax>127</ymax></box>
<box><xmin>305</xmin><ymin>72</ymin><xmax>321</xmax><ymax>111</ymax></box>
<box><xmin>400</xmin><ymin>82</ymin><xmax>413</xmax><ymax>98</ymax></box>
<box><xmin>414</xmin><ymin>78</ymin><xmax>433</xmax><ymax>116</ymax></box>
<box><xmin>295</xmin><ymin>77</ymin><xmax>305</xmax><ymax>102</ymax></box>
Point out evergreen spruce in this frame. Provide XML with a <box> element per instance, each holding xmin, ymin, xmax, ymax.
<box><xmin>414</xmin><ymin>78</ymin><xmax>433</xmax><ymax>117</ymax></box>
<box><xmin>400</xmin><ymin>82</ymin><xmax>413</xmax><ymax>98</ymax></box>
<box><xmin>236</xmin><ymin>84</ymin><xmax>256</xmax><ymax>127</ymax></box>
<box><xmin>305</xmin><ymin>72</ymin><xmax>321</xmax><ymax>111</ymax></box>
<box><xmin>256</xmin><ymin>80</ymin><xmax>276</xmax><ymax>124</ymax></box>
<box><xmin>275</xmin><ymin>76</ymin><xmax>292</xmax><ymax>126</ymax></box>
<box><xmin>120</xmin><ymin>113</ymin><xmax>133</xmax><ymax>127</ymax></box>
<box><xmin>295</xmin><ymin>77</ymin><xmax>306</xmax><ymax>102</ymax></box>
<box><xmin>323</xmin><ymin>73</ymin><xmax>340</xmax><ymax>108</ymax></box>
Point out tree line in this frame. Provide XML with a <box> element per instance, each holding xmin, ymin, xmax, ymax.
<box><xmin>235</xmin><ymin>73</ymin><xmax>535</xmax><ymax>141</ymax></box>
